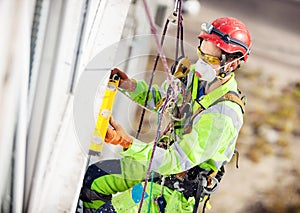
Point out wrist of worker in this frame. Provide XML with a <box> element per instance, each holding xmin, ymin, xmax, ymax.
<box><xmin>120</xmin><ymin>138</ymin><xmax>153</xmax><ymax>154</ymax></box>
<box><xmin>119</xmin><ymin>136</ymin><xmax>133</xmax><ymax>149</ymax></box>
<box><xmin>119</xmin><ymin>78</ymin><xmax>137</xmax><ymax>92</ymax></box>
<box><xmin>125</xmin><ymin>79</ymin><xmax>149</xmax><ymax>100</ymax></box>
<box><xmin>128</xmin><ymin>79</ymin><xmax>137</xmax><ymax>92</ymax></box>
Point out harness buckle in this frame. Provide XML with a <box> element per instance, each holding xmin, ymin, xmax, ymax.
<box><xmin>203</xmin><ymin>176</ymin><xmax>219</xmax><ymax>195</ymax></box>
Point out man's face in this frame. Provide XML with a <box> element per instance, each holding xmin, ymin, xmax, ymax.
<box><xmin>199</xmin><ymin>40</ymin><xmax>240</xmax><ymax>75</ymax></box>
<box><xmin>199</xmin><ymin>40</ymin><xmax>222</xmax><ymax>75</ymax></box>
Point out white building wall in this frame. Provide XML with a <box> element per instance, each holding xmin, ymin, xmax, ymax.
<box><xmin>0</xmin><ymin>0</ymin><xmax>35</xmax><ymax>212</ymax></box>
<box><xmin>0</xmin><ymin>0</ymin><xmax>174</xmax><ymax>212</ymax></box>
<box><xmin>26</xmin><ymin>0</ymin><xmax>132</xmax><ymax>212</ymax></box>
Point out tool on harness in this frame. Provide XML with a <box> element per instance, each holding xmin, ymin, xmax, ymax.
<box><xmin>154</xmin><ymin>175</ymin><xmax>167</xmax><ymax>213</ymax></box>
<box><xmin>193</xmin><ymin>174</ymin><xmax>206</xmax><ymax>213</ymax></box>
<box><xmin>155</xmin><ymin>195</ymin><xmax>167</xmax><ymax>213</ymax></box>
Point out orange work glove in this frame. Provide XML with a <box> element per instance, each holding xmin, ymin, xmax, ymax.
<box><xmin>104</xmin><ymin>117</ymin><xmax>132</xmax><ymax>148</ymax></box>
<box><xmin>111</xmin><ymin>68</ymin><xmax>136</xmax><ymax>92</ymax></box>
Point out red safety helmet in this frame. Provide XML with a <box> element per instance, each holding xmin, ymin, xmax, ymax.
<box><xmin>198</xmin><ymin>17</ymin><xmax>251</xmax><ymax>62</ymax></box>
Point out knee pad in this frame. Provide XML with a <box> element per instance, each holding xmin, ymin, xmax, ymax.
<box><xmin>80</xmin><ymin>187</ymin><xmax>112</xmax><ymax>203</ymax></box>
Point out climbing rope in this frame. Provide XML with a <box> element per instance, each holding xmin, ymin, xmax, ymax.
<box><xmin>137</xmin><ymin>92</ymin><xmax>172</xmax><ymax>213</ymax></box>
<box><xmin>136</xmin><ymin>0</ymin><xmax>186</xmax><ymax>139</ymax></box>
<box><xmin>147</xmin><ymin>171</ymin><xmax>155</xmax><ymax>213</ymax></box>
<box><xmin>137</xmin><ymin>0</ymin><xmax>185</xmax><ymax>212</ymax></box>
<box><xmin>136</xmin><ymin>0</ymin><xmax>185</xmax><ymax>137</ymax></box>
<box><xmin>175</xmin><ymin>0</ymin><xmax>185</xmax><ymax>60</ymax></box>
<box><xmin>135</xmin><ymin>17</ymin><xmax>170</xmax><ymax>139</ymax></box>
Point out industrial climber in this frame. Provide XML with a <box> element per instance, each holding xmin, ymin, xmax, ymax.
<box><xmin>79</xmin><ymin>17</ymin><xmax>252</xmax><ymax>213</ymax></box>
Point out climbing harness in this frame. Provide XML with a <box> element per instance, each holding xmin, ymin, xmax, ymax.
<box><xmin>152</xmin><ymin>165</ymin><xmax>224</xmax><ymax>213</ymax></box>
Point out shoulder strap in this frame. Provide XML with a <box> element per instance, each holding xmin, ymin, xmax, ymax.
<box><xmin>197</xmin><ymin>75</ymin><xmax>236</xmax><ymax>110</ymax></box>
<box><xmin>223</xmin><ymin>92</ymin><xmax>246</xmax><ymax>113</ymax></box>
<box><xmin>190</xmin><ymin>89</ymin><xmax>246</xmax><ymax>123</ymax></box>
<box><xmin>215</xmin><ymin>91</ymin><xmax>246</xmax><ymax>114</ymax></box>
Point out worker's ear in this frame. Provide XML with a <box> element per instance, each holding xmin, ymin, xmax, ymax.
<box><xmin>225</xmin><ymin>59</ymin><xmax>240</xmax><ymax>72</ymax></box>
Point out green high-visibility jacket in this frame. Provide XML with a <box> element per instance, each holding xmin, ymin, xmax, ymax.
<box><xmin>82</xmin><ymin>67</ymin><xmax>245</xmax><ymax>213</ymax></box>
<box><xmin>120</xmin><ymin>67</ymin><xmax>244</xmax><ymax>173</ymax></box>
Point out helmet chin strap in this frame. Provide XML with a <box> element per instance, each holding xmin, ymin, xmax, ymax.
<box><xmin>217</xmin><ymin>51</ymin><xmax>246</xmax><ymax>79</ymax></box>
<box><xmin>218</xmin><ymin>54</ymin><xmax>228</xmax><ymax>78</ymax></box>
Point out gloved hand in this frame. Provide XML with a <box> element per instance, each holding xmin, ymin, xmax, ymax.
<box><xmin>111</xmin><ymin>68</ymin><xmax>136</xmax><ymax>92</ymax></box>
<box><xmin>105</xmin><ymin>117</ymin><xmax>133</xmax><ymax>148</ymax></box>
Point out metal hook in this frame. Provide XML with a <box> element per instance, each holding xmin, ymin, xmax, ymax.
<box><xmin>203</xmin><ymin>177</ymin><xmax>219</xmax><ymax>195</ymax></box>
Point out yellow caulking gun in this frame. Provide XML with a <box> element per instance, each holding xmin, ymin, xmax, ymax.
<box><xmin>89</xmin><ymin>73</ymin><xmax>120</xmax><ymax>155</ymax></box>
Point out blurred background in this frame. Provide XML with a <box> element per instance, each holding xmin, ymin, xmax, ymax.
<box><xmin>0</xmin><ymin>0</ymin><xmax>299</xmax><ymax>212</ymax></box>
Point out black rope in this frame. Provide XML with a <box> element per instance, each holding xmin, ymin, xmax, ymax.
<box><xmin>135</xmin><ymin>19</ymin><xmax>170</xmax><ymax>139</ymax></box>
<box><xmin>202</xmin><ymin>195</ymin><xmax>211</xmax><ymax>213</ymax></box>
<box><xmin>180</xmin><ymin>20</ymin><xmax>185</xmax><ymax>57</ymax></box>
<box><xmin>179</xmin><ymin>0</ymin><xmax>185</xmax><ymax>57</ymax></box>
<box><xmin>175</xmin><ymin>2</ymin><xmax>180</xmax><ymax>61</ymax></box>
<box><xmin>175</xmin><ymin>0</ymin><xmax>184</xmax><ymax>62</ymax></box>
<box><xmin>136</xmin><ymin>0</ymin><xmax>185</xmax><ymax>139</ymax></box>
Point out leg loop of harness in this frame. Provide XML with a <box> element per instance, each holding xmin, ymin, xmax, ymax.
<box><xmin>153</xmin><ymin>167</ymin><xmax>224</xmax><ymax>213</ymax></box>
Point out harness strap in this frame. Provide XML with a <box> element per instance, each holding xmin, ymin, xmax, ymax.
<box><xmin>215</xmin><ymin>92</ymin><xmax>245</xmax><ymax>113</ymax></box>
<box><xmin>207</xmin><ymin>170</ymin><xmax>218</xmax><ymax>186</ymax></box>
<box><xmin>184</xmin><ymin>90</ymin><xmax>245</xmax><ymax>134</ymax></box>
<box><xmin>202</xmin><ymin>195</ymin><xmax>211</xmax><ymax>213</ymax></box>
<box><xmin>198</xmin><ymin>76</ymin><xmax>237</xmax><ymax>109</ymax></box>
<box><xmin>193</xmin><ymin>175</ymin><xmax>205</xmax><ymax>213</ymax></box>
<box><xmin>234</xmin><ymin>149</ymin><xmax>240</xmax><ymax>168</ymax></box>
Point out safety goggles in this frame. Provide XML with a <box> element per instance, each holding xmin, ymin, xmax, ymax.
<box><xmin>197</xmin><ymin>46</ymin><xmax>221</xmax><ymax>65</ymax></box>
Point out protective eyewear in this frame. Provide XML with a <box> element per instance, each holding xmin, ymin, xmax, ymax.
<box><xmin>197</xmin><ymin>46</ymin><xmax>221</xmax><ymax>65</ymax></box>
